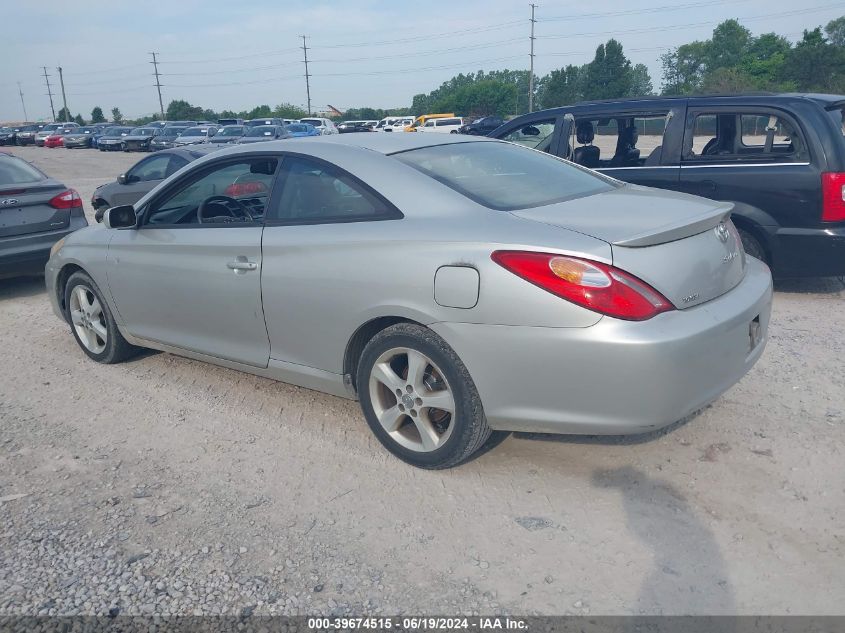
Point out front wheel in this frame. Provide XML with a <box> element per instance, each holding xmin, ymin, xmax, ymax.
<box><xmin>357</xmin><ymin>323</ymin><xmax>492</xmax><ymax>469</ymax></box>
<box><xmin>64</xmin><ymin>272</ymin><xmax>137</xmax><ymax>364</ymax></box>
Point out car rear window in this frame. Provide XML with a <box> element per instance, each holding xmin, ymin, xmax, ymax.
<box><xmin>0</xmin><ymin>156</ymin><xmax>45</xmax><ymax>186</ymax></box>
<box><xmin>827</xmin><ymin>106</ymin><xmax>845</xmax><ymax>136</ymax></box>
<box><xmin>393</xmin><ymin>141</ymin><xmax>615</xmax><ymax>211</ymax></box>
<box><xmin>246</xmin><ymin>127</ymin><xmax>277</xmax><ymax>137</ymax></box>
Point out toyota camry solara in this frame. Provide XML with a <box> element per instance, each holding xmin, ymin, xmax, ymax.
<box><xmin>46</xmin><ymin>134</ymin><xmax>772</xmax><ymax>469</ymax></box>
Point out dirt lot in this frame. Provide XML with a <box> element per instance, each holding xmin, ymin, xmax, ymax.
<box><xmin>1</xmin><ymin>145</ymin><xmax>844</xmax><ymax>617</ymax></box>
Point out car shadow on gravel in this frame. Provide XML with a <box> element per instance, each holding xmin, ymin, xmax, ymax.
<box><xmin>593</xmin><ymin>466</ymin><xmax>736</xmax><ymax>618</ymax></box>
<box><xmin>0</xmin><ymin>276</ymin><xmax>46</xmax><ymax>300</ymax></box>
<box><xmin>512</xmin><ymin>410</ymin><xmax>700</xmax><ymax>446</ymax></box>
<box><xmin>774</xmin><ymin>276</ymin><xmax>845</xmax><ymax>294</ymax></box>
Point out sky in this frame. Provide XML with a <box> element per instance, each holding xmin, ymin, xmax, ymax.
<box><xmin>2</xmin><ymin>0</ymin><xmax>844</xmax><ymax>122</ymax></box>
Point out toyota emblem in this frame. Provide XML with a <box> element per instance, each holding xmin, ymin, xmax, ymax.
<box><xmin>715</xmin><ymin>222</ymin><xmax>730</xmax><ymax>243</ymax></box>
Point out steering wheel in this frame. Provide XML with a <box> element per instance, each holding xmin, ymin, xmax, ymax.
<box><xmin>197</xmin><ymin>195</ymin><xmax>254</xmax><ymax>224</ymax></box>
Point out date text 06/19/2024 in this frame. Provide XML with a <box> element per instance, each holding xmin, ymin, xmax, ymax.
<box><xmin>306</xmin><ymin>617</ymin><xmax>529</xmax><ymax>630</ymax></box>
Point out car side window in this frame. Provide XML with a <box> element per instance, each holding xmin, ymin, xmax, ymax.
<box><xmin>684</xmin><ymin>112</ymin><xmax>807</xmax><ymax>163</ymax></box>
<box><xmin>570</xmin><ymin>114</ymin><xmax>669</xmax><ymax>169</ymax></box>
<box><xmin>144</xmin><ymin>158</ymin><xmax>278</xmax><ymax>227</ymax></box>
<box><xmin>128</xmin><ymin>155</ymin><xmax>172</xmax><ymax>182</ymax></box>
<box><xmin>268</xmin><ymin>156</ymin><xmax>399</xmax><ymax>224</ymax></box>
<box><xmin>500</xmin><ymin>119</ymin><xmax>556</xmax><ymax>152</ymax></box>
<box><xmin>165</xmin><ymin>155</ymin><xmax>189</xmax><ymax>178</ymax></box>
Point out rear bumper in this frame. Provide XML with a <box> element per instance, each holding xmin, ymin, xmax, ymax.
<box><xmin>431</xmin><ymin>257</ymin><xmax>773</xmax><ymax>435</ymax></box>
<box><xmin>773</xmin><ymin>225</ymin><xmax>845</xmax><ymax>277</ymax></box>
<box><xmin>0</xmin><ymin>216</ymin><xmax>88</xmax><ymax>280</ymax></box>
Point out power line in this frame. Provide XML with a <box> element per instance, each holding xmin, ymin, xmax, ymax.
<box><xmin>541</xmin><ymin>0</ymin><xmax>760</xmax><ymax>21</ymax></box>
<box><xmin>539</xmin><ymin>3</ymin><xmax>845</xmax><ymax>39</ymax></box>
<box><xmin>316</xmin><ymin>20</ymin><xmax>525</xmax><ymax>49</ymax></box>
<box><xmin>150</xmin><ymin>52</ymin><xmax>165</xmax><ymax>120</ymax></box>
<box><xmin>41</xmin><ymin>67</ymin><xmax>56</xmax><ymax>122</ymax></box>
<box><xmin>159</xmin><ymin>48</ymin><xmax>300</xmax><ymax>65</ymax></box>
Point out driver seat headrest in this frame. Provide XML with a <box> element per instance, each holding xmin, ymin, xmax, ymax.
<box><xmin>576</xmin><ymin>121</ymin><xmax>595</xmax><ymax>144</ymax></box>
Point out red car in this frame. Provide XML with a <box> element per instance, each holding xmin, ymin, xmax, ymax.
<box><xmin>44</xmin><ymin>132</ymin><xmax>65</xmax><ymax>148</ymax></box>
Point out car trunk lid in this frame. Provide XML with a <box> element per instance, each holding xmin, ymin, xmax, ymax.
<box><xmin>510</xmin><ymin>184</ymin><xmax>746</xmax><ymax>308</ymax></box>
<box><xmin>0</xmin><ymin>179</ymin><xmax>70</xmax><ymax>238</ymax></box>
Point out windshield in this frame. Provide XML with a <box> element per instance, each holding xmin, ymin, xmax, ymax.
<box><xmin>300</xmin><ymin>119</ymin><xmax>322</xmax><ymax>127</ymax></box>
<box><xmin>219</xmin><ymin>126</ymin><xmax>244</xmax><ymax>136</ymax></box>
<box><xmin>109</xmin><ymin>127</ymin><xmax>132</xmax><ymax>135</ymax></box>
<box><xmin>246</xmin><ymin>127</ymin><xmax>277</xmax><ymax>137</ymax></box>
<box><xmin>41</xmin><ymin>124</ymin><xmax>61</xmax><ymax>132</ymax></box>
<box><xmin>78</xmin><ymin>128</ymin><xmax>96</xmax><ymax>134</ymax></box>
<box><xmin>287</xmin><ymin>124</ymin><xmax>311</xmax><ymax>133</ymax></box>
<box><xmin>0</xmin><ymin>156</ymin><xmax>45</xmax><ymax>186</ymax></box>
<box><xmin>161</xmin><ymin>128</ymin><xmax>187</xmax><ymax>137</ymax></box>
<box><xmin>393</xmin><ymin>141</ymin><xmax>614</xmax><ymax>211</ymax></box>
<box><xmin>130</xmin><ymin>128</ymin><xmax>155</xmax><ymax>136</ymax></box>
<box><xmin>181</xmin><ymin>127</ymin><xmax>206</xmax><ymax>136</ymax></box>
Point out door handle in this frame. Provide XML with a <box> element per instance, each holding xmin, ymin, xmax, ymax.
<box><xmin>227</xmin><ymin>257</ymin><xmax>257</xmax><ymax>273</ymax></box>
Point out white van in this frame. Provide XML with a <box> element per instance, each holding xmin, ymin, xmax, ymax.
<box><xmin>385</xmin><ymin>117</ymin><xmax>414</xmax><ymax>132</ymax></box>
<box><xmin>417</xmin><ymin>117</ymin><xmax>464</xmax><ymax>134</ymax></box>
<box><xmin>299</xmin><ymin>117</ymin><xmax>339</xmax><ymax>135</ymax></box>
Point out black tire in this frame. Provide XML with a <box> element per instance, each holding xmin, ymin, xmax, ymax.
<box><xmin>64</xmin><ymin>271</ymin><xmax>138</xmax><ymax>364</ymax></box>
<box><xmin>738</xmin><ymin>228</ymin><xmax>767</xmax><ymax>263</ymax></box>
<box><xmin>357</xmin><ymin>323</ymin><xmax>492</xmax><ymax>469</ymax></box>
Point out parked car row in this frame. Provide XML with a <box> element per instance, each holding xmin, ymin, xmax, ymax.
<box><xmin>6</xmin><ymin>117</ymin><xmax>337</xmax><ymax>152</ymax></box>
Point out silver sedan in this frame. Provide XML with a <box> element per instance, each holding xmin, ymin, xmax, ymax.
<box><xmin>45</xmin><ymin>134</ymin><xmax>772</xmax><ymax>468</ymax></box>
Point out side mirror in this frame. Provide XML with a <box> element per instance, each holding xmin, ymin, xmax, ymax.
<box><xmin>117</xmin><ymin>174</ymin><xmax>128</xmax><ymax>185</ymax></box>
<box><xmin>522</xmin><ymin>126</ymin><xmax>541</xmax><ymax>136</ymax></box>
<box><xmin>102</xmin><ymin>205</ymin><xmax>137</xmax><ymax>229</ymax></box>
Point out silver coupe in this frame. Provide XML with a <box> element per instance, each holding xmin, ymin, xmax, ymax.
<box><xmin>45</xmin><ymin>134</ymin><xmax>772</xmax><ymax>468</ymax></box>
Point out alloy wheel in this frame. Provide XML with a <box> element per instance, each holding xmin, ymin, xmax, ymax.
<box><xmin>368</xmin><ymin>347</ymin><xmax>456</xmax><ymax>452</ymax></box>
<box><xmin>69</xmin><ymin>285</ymin><xmax>107</xmax><ymax>354</ymax></box>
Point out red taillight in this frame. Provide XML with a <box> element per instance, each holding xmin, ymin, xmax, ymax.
<box><xmin>48</xmin><ymin>189</ymin><xmax>82</xmax><ymax>210</ymax></box>
<box><xmin>822</xmin><ymin>172</ymin><xmax>845</xmax><ymax>222</ymax></box>
<box><xmin>491</xmin><ymin>251</ymin><xmax>674</xmax><ymax>321</ymax></box>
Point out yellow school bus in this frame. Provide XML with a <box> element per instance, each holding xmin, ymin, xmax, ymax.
<box><xmin>405</xmin><ymin>113</ymin><xmax>456</xmax><ymax>132</ymax></box>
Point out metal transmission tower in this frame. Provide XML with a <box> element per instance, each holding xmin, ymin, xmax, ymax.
<box><xmin>56</xmin><ymin>66</ymin><xmax>69</xmax><ymax>122</ymax></box>
<box><xmin>150</xmin><ymin>52</ymin><xmax>165</xmax><ymax>120</ymax></box>
<box><xmin>17</xmin><ymin>82</ymin><xmax>28</xmax><ymax>121</ymax></box>
<box><xmin>528</xmin><ymin>3</ymin><xmax>537</xmax><ymax>113</ymax></box>
<box><xmin>301</xmin><ymin>35</ymin><xmax>312</xmax><ymax>116</ymax></box>
<box><xmin>42</xmin><ymin>67</ymin><xmax>56</xmax><ymax>121</ymax></box>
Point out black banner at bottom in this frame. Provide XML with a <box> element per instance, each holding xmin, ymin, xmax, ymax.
<box><xmin>0</xmin><ymin>616</ymin><xmax>844</xmax><ymax>633</ymax></box>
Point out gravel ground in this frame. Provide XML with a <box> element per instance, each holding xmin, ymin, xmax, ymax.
<box><xmin>1</xmin><ymin>145</ymin><xmax>844</xmax><ymax>617</ymax></box>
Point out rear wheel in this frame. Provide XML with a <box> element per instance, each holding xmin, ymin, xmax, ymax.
<box><xmin>357</xmin><ymin>323</ymin><xmax>492</xmax><ymax>469</ymax></box>
<box><xmin>738</xmin><ymin>228</ymin><xmax>767</xmax><ymax>263</ymax></box>
<box><xmin>64</xmin><ymin>272</ymin><xmax>137</xmax><ymax>364</ymax></box>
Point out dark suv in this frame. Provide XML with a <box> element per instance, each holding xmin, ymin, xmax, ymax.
<box><xmin>492</xmin><ymin>94</ymin><xmax>845</xmax><ymax>278</ymax></box>
<box><xmin>459</xmin><ymin>116</ymin><xmax>503</xmax><ymax>136</ymax></box>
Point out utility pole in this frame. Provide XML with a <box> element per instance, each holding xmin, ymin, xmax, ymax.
<box><xmin>301</xmin><ymin>35</ymin><xmax>312</xmax><ymax>116</ymax></box>
<box><xmin>150</xmin><ymin>52</ymin><xmax>165</xmax><ymax>120</ymax></box>
<box><xmin>528</xmin><ymin>3</ymin><xmax>537</xmax><ymax>113</ymax></box>
<box><xmin>17</xmin><ymin>82</ymin><xmax>28</xmax><ymax>121</ymax></box>
<box><xmin>56</xmin><ymin>66</ymin><xmax>69</xmax><ymax>122</ymax></box>
<box><xmin>42</xmin><ymin>67</ymin><xmax>56</xmax><ymax>121</ymax></box>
